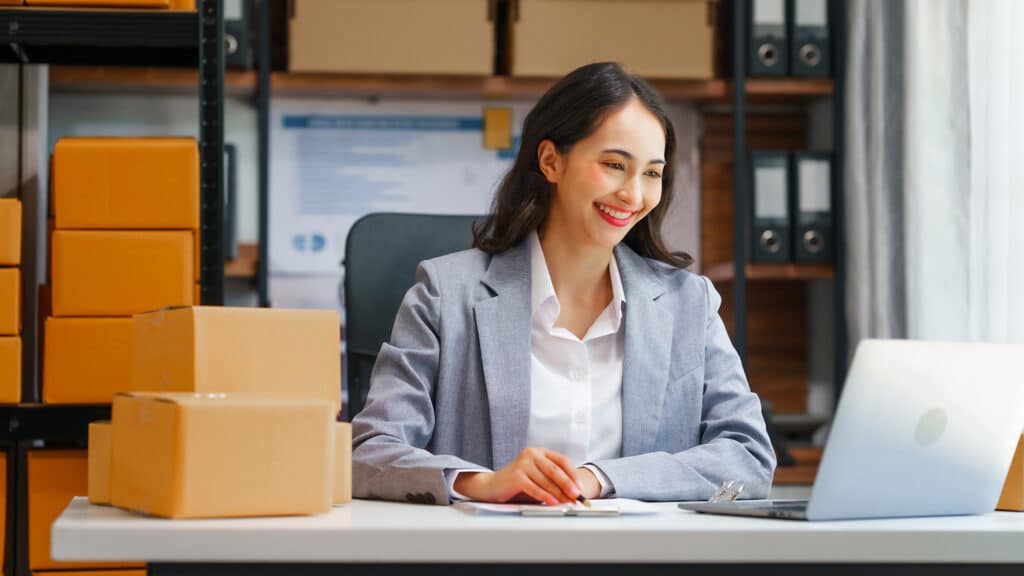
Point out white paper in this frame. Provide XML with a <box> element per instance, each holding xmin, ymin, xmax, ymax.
<box><xmin>754</xmin><ymin>0</ymin><xmax>786</xmax><ymax>25</ymax></box>
<box><xmin>453</xmin><ymin>498</ymin><xmax>660</xmax><ymax>516</ymax></box>
<box><xmin>795</xmin><ymin>0</ymin><xmax>828</xmax><ymax>27</ymax></box>
<box><xmin>755</xmin><ymin>165</ymin><xmax>788</xmax><ymax>219</ymax></box>
<box><xmin>799</xmin><ymin>158</ymin><xmax>831</xmax><ymax>212</ymax></box>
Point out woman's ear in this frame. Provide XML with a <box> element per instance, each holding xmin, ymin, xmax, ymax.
<box><xmin>537</xmin><ymin>139</ymin><xmax>562</xmax><ymax>184</ymax></box>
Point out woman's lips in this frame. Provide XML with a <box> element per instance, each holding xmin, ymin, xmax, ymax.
<box><xmin>595</xmin><ymin>203</ymin><xmax>633</xmax><ymax>227</ymax></box>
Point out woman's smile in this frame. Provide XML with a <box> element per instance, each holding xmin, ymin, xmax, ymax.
<box><xmin>594</xmin><ymin>202</ymin><xmax>634</xmax><ymax>227</ymax></box>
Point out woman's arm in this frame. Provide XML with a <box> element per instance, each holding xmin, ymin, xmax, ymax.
<box><xmin>351</xmin><ymin>260</ymin><xmax>487</xmax><ymax>505</ymax></box>
<box><xmin>590</xmin><ymin>277</ymin><xmax>777</xmax><ymax>501</ymax></box>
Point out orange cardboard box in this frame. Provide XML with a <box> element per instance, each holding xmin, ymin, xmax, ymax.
<box><xmin>998</xmin><ymin>435</ymin><xmax>1024</xmax><ymax>511</ymax></box>
<box><xmin>0</xmin><ymin>452</ymin><xmax>5</xmax><ymax>571</ymax></box>
<box><xmin>289</xmin><ymin>0</ymin><xmax>493</xmax><ymax>75</ymax></box>
<box><xmin>334</xmin><ymin>422</ymin><xmax>352</xmax><ymax>505</ymax></box>
<box><xmin>509</xmin><ymin>0</ymin><xmax>717</xmax><ymax>79</ymax></box>
<box><xmin>0</xmin><ymin>337</ymin><xmax>20</xmax><ymax>403</ymax></box>
<box><xmin>53</xmin><ymin>137</ymin><xmax>198</xmax><ymax>230</ymax></box>
<box><xmin>0</xmin><ymin>267</ymin><xmax>19</xmax><ymax>335</ymax></box>
<box><xmin>35</xmin><ymin>572</ymin><xmax>146</xmax><ymax>576</ymax></box>
<box><xmin>25</xmin><ymin>1</ymin><xmax>169</xmax><ymax>9</ymax></box>
<box><xmin>88</xmin><ymin>422</ymin><xmax>112</xmax><ymax>505</ymax></box>
<box><xmin>111</xmin><ymin>392</ymin><xmax>334</xmax><ymax>519</ymax></box>
<box><xmin>44</xmin><ymin>318</ymin><xmax>133</xmax><ymax>404</ymax></box>
<box><xmin>0</xmin><ymin>199</ymin><xmax>20</xmax><ymax>265</ymax></box>
<box><xmin>132</xmin><ymin>306</ymin><xmax>341</xmax><ymax>415</ymax></box>
<box><xmin>52</xmin><ymin>230</ymin><xmax>193</xmax><ymax>317</ymax></box>
<box><xmin>28</xmin><ymin>450</ymin><xmax>142</xmax><ymax>570</ymax></box>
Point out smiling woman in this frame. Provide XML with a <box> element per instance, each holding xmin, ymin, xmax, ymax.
<box><xmin>351</xmin><ymin>62</ymin><xmax>776</xmax><ymax>506</ymax></box>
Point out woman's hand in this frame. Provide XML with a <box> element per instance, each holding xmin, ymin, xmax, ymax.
<box><xmin>453</xmin><ymin>447</ymin><xmax>582</xmax><ymax>505</ymax></box>
<box><xmin>575</xmin><ymin>466</ymin><xmax>602</xmax><ymax>500</ymax></box>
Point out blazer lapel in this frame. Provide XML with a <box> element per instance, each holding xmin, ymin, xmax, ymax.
<box><xmin>616</xmin><ymin>245</ymin><xmax>675</xmax><ymax>456</ymax></box>
<box><xmin>474</xmin><ymin>241</ymin><xmax>532</xmax><ymax>470</ymax></box>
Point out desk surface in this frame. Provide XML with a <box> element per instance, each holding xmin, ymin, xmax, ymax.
<box><xmin>52</xmin><ymin>497</ymin><xmax>1024</xmax><ymax>564</ymax></box>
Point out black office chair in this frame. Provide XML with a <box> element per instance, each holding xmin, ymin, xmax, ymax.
<box><xmin>343</xmin><ymin>213</ymin><xmax>482</xmax><ymax>420</ymax></box>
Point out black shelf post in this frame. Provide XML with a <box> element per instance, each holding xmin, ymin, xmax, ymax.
<box><xmin>199</xmin><ymin>0</ymin><xmax>226</xmax><ymax>306</ymax></box>
<box><xmin>732</xmin><ymin>0</ymin><xmax>748</xmax><ymax>364</ymax></box>
<box><xmin>831</xmin><ymin>0</ymin><xmax>849</xmax><ymax>405</ymax></box>
<box><xmin>257</xmin><ymin>0</ymin><xmax>271</xmax><ymax>307</ymax></box>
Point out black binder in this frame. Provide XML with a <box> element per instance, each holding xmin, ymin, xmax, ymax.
<box><xmin>225</xmin><ymin>0</ymin><xmax>254</xmax><ymax>69</ymax></box>
<box><xmin>750</xmin><ymin>151</ymin><xmax>791</xmax><ymax>263</ymax></box>
<box><xmin>749</xmin><ymin>0</ymin><xmax>788</xmax><ymax>76</ymax></box>
<box><xmin>793</xmin><ymin>152</ymin><xmax>833</xmax><ymax>263</ymax></box>
<box><xmin>790</xmin><ymin>0</ymin><xmax>831</xmax><ymax>76</ymax></box>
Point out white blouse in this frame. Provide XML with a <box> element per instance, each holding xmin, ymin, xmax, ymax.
<box><xmin>446</xmin><ymin>230</ymin><xmax>625</xmax><ymax>499</ymax></box>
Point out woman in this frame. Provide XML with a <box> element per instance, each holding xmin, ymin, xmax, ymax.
<box><xmin>352</xmin><ymin>62</ymin><xmax>776</xmax><ymax>505</ymax></box>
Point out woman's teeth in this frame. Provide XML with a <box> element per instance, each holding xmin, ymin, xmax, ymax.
<box><xmin>597</xmin><ymin>204</ymin><xmax>631</xmax><ymax>219</ymax></box>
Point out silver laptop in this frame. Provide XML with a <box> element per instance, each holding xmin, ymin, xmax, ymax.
<box><xmin>679</xmin><ymin>339</ymin><xmax>1024</xmax><ymax>521</ymax></box>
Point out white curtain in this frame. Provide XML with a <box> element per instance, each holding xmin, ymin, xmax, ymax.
<box><xmin>965</xmin><ymin>0</ymin><xmax>1024</xmax><ymax>344</ymax></box>
<box><xmin>896</xmin><ymin>0</ymin><xmax>1024</xmax><ymax>344</ymax></box>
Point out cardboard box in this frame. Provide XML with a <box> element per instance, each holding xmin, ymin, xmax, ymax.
<box><xmin>0</xmin><ymin>337</ymin><xmax>20</xmax><ymax>403</ymax></box>
<box><xmin>88</xmin><ymin>422</ymin><xmax>112</xmax><ymax>505</ymax></box>
<box><xmin>28</xmin><ymin>450</ymin><xmax>143</xmax><ymax>570</ymax></box>
<box><xmin>0</xmin><ymin>453</ymin><xmax>5</xmax><ymax>573</ymax></box>
<box><xmin>37</xmin><ymin>572</ymin><xmax>146</xmax><ymax>576</ymax></box>
<box><xmin>0</xmin><ymin>199</ymin><xmax>20</xmax><ymax>266</ymax></box>
<box><xmin>111</xmin><ymin>392</ymin><xmax>334</xmax><ymax>519</ymax></box>
<box><xmin>998</xmin><ymin>435</ymin><xmax>1024</xmax><ymax>511</ymax></box>
<box><xmin>44</xmin><ymin>318</ymin><xmax>133</xmax><ymax>404</ymax></box>
<box><xmin>289</xmin><ymin>0</ymin><xmax>493</xmax><ymax>75</ymax></box>
<box><xmin>0</xmin><ymin>267</ymin><xmax>19</xmax><ymax>335</ymax></box>
<box><xmin>53</xmin><ymin>137</ymin><xmax>198</xmax><ymax>230</ymax></box>
<box><xmin>334</xmin><ymin>422</ymin><xmax>352</xmax><ymax>505</ymax></box>
<box><xmin>133</xmin><ymin>306</ymin><xmax>341</xmax><ymax>415</ymax></box>
<box><xmin>52</xmin><ymin>230</ymin><xmax>193</xmax><ymax>317</ymax></box>
<box><xmin>25</xmin><ymin>1</ymin><xmax>168</xmax><ymax>9</ymax></box>
<box><xmin>509</xmin><ymin>0</ymin><xmax>717</xmax><ymax>79</ymax></box>
<box><xmin>36</xmin><ymin>572</ymin><xmax>146</xmax><ymax>576</ymax></box>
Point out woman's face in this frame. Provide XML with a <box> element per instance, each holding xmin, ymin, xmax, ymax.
<box><xmin>539</xmin><ymin>97</ymin><xmax>667</xmax><ymax>251</ymax></box>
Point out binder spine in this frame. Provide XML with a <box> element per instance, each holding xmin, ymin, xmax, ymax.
<box><xmin>749</xmin><ymin>0</ymin><xmax>789</xmax><ymax>76</ymax></box>
<box><xmin>790</xmin><ymin>0</ymin><xmax>831</xmax><ymax>76</ymax></box>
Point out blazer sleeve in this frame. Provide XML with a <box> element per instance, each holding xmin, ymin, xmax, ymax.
<box><xmin>591</xmin><ymin>276</ymin><xmax>777</xmax><ymax>500</ymax></box>
<box><xmin>351</xmin><ymin>260</ymin><xmax>488</xmax><ymax>505</ymax></box>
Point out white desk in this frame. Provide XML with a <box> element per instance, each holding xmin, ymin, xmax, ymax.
<box><xmin>52</xmin><ymin>497</ymin><xmax>1024</xmax><ymax>575</ymax></box>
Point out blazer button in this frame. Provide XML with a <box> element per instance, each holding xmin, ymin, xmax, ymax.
<box><xmin>405</xmin><ymin>492</ymin><xmax>417</xmax><ymax>503</ymax></box>
<box><xmin>422</xmin><ymin>492</ymin><xmax>436</xmax><ymax>505</ymax></box>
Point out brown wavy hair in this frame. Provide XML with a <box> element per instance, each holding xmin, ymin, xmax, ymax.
<box><xmin>473</xmin><ymin>62</ymin><xmax>693</xmax><ymax>269</ymax></box>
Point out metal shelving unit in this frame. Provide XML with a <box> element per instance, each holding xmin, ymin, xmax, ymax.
<box><xmin>0</xmin><ymin>3</ymin><xmax>226</xmax><ymax>574</ymax></box>
<box><xmin>727</xmin><ymin>0</ymin><xmax>848</xmax><ymax>477</ymax></box>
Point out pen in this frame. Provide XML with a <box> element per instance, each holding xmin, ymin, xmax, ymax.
<box><xmin>575</xmin><ymin>494</ymin><xmax>591</xmax><ymax>508</ymax></box>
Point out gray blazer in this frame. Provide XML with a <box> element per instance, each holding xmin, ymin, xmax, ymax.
<box><xmin>351</xmin><ymin>239</ymin><xmax>776</xmax><ymax>505</ymax></box>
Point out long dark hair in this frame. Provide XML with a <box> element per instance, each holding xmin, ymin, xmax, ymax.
<box><xmin>473</xmin><ymin>62</ymin><xmax>693</xmax><ymax>269</ymax></box>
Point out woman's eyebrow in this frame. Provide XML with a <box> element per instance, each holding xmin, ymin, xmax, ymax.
<box><xmin>601</xmin><ymin>148</ymin><xmax>666</xmax><ymax>165</ymax></box>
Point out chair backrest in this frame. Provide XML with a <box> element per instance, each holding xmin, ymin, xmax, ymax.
<box><xmin>343</xmin><ymin>213</ymin><xmax>482</xmax><ymax>420</ymax></box>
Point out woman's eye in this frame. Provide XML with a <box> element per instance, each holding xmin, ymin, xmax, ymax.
<box><xmin>603</xmin><ymin>161</ymin><xmax>625</xmax><ymax>171</ymax></box>
<box><xmin>645</xmin><ymin>170</ymin><xmax>663</xmax><ymax>179</ymax></box>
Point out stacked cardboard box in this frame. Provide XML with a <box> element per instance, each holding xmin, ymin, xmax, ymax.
<box><xmin>44</xmin><ymin>137</ymin><xmax>199</xmax><ymax>404</ymax></box>
<box><xmin>85</xmin><ymin>306</ymin><xmax>350</xmax><ymax>518</ymax></box>
<box><xmin>28</xmin><ymin>450</ymin><xmax>143</xmax><ymax>571</ymax></box>
<box><xmin>0</xmin><ymin>198</ymin><xmax>22</xmax><ymax>404</ymax></box>
<box><xmin>24</xmin><ymin>0</ymin><xmax>195</xmax><ymax>8</ymax></box>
